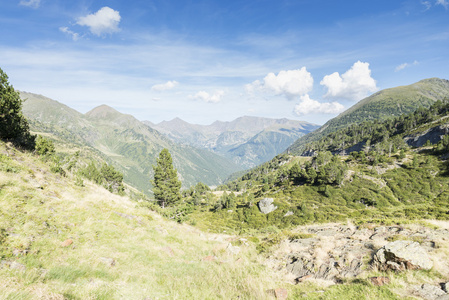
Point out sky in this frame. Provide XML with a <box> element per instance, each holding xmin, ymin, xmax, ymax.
<box><xmin>0</xmin><ymin>0</ymin><xmax>448</xmax><ymax>125</ymax></box>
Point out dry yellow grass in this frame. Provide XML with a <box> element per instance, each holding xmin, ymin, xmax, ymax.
<box><xmin>0</xmin><ymin>142</ymin><xmax>280</xmax><ymax>299</ymax></box>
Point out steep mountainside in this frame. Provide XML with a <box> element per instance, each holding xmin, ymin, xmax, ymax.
<box><xmin>147</xmin><ymin>116</ymin><xmax>319</xmax><ymax>168</ymax></box>
<box><xmin>288</xmin><ymin>78</ymin><xmax>449</xmax><ymax>154</ymax></box>
<box><xmin>20</xmin><ymin>92</ymin><xmax>242</xmax><ymax>193</ymax></box>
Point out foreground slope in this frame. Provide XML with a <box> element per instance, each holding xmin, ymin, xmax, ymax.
<box><xmin>148</xmin><ymin>116</ymin><xmax>319</xmax><ymax>168</ymax></box>
<box><xmin>20</xmin><ymin>92</ymin><xmax>242</xmax><ymax>192</ymax></box>
<box><xmin>288</xmin><ymin>78</ymin><xmax>449</xmax><ymax>154</ymax></box>
<box><xmin>0</xmin><ymin>141</ymin><xmax>277</xmax><ymax>299</ymax></box>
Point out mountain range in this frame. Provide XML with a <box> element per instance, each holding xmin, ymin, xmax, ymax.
<box><xmin>146</xmin><ymin>116</ymin><xmax>318</xmax><ymax>168</ymax></box>
<box><xmin>20</xmin><ymin>92</ymin><xmax>242</xmax><ymax>193</ymax></box>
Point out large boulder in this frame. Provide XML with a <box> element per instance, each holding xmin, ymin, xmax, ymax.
<box><xmin>374</xmin><ymin>240</ymin><xmax>433</xmax><ymax>271</ymax></box>
<box><xmin>258</xmin><ymin>198</ymin><xmax>277</xmax><ymax>214</ymax></box>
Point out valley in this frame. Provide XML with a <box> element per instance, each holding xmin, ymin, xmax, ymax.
<box><xmin>1</xmin><ymin>70</ymin><xmax>449</xmax><ymax>299</ymax></box>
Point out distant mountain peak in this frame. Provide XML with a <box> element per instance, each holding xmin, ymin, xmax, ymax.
<box><xmin>85</xmin><ymin>104</ymin><xmax>120</xmax><ymax>118</ymax></box>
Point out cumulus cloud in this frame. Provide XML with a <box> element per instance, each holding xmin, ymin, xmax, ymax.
<box><xmin>77</xmin><ymin>7</ymin><xmax>121</xmax><ymax>36</ymax></box>
<box><xmin>320</xmin><ymin>61</ymin><xmax>378</xmax><ymax>101</ymax></box>
<box><xmin>59</xmin><ymin>27</ymin><xmax>80</xmax><ymax>41</ymax></box>
<box><xmin>19</xmin><ymin>0</ymin><xmax>40</xmax><ymax>8</ymax></box>
<box><xmin>246</xmin><ymin>67</ymin><xmax>313</xmax><ymax>100</ymax></box>
<box><xmin>189</xmin><ymin>90</ymin><xmax>225</xmax><ymax>103</ymax></box>
<box><xmin>436</xmin><ymin>0</ymin><xmax>448</xmax><ymax>9</ymax></box>
<box><xmin>395</xmin><ymin>60</ymin><xmax>419</xmax><ymax>72</ymax></box>
<box><xmin>294</xmin><ymin>94</ymin><xmax>344</xmax><ymax>116</ymax></box>
<box><xmin>151</xmin><ymin>80</ymin><xmax>179</xmax><ymax>92</ymax></box>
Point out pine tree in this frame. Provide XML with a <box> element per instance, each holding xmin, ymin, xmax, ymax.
<box><xmin>0</xmin><ymin>68</ymin><xmax>34</xmax><ymax>148</ymax></box>
<box><xmin>152</xmin><ymin>148</ymin><xmax>181</xmax><ymax>208</ymax></box>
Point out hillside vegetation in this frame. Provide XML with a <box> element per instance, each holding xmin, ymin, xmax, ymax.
<box><xmin>0</xmin><ymin>140</ymin><xmax>281</xmax><ymax>299</ymax></box>
<box><xmin>288</xmin><ymin>78</ymin><xmax>449</xmax><ymax>154</ymax></box>
<box><xmin>175</xmin><ymin>100</ymin><xmax>449</xmax><ymax>234</ymax></box>
<box><xmin>20</xmin><ymin>92</ymin><xmax>242</xmax><ymax>193</ymax></box>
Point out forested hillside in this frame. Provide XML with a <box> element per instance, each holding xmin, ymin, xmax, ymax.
<box><xmin>288</xmin><ymin>78</ymin><xmax>449</xmax><ymax>155</ymax></box>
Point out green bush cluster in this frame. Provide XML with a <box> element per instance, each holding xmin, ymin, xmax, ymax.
<box><xmin>79</xmin><ymin>162</ymin><xmax>124</xmax><ymax>194</ymax></box>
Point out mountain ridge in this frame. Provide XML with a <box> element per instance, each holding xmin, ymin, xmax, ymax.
<box><xmin>147</xmin><ymin>116</ymin><xmax>319</xmax><ymax>168</ymax></box>
<box><xmin>287</xmin><ymin>77</ymin><xmax>449</xmax><ymax>155</ymax></box>
<box><xmin>20</xmin><ymin>92</ymin><xmax>242</xmax><ymax>193</ymax></box>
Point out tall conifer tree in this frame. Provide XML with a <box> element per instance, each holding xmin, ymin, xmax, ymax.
<box><xmin>152</xmin><ymin>148</ymin><xmax>181</xmax><ymax>208</ymax></box>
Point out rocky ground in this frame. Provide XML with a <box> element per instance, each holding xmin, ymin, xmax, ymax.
<box><xmin>265</xmin><ymin>221</ymin><xmax>449</xmax><ymax>299</ymax></box>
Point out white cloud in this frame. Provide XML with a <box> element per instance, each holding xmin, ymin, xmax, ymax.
<box><xmin>247</xmin><ymin>67</ymin><xmax>313</xmax><ymax>100</ymax></box>
<box><xmin>436</xmin><ymin>0</ymin><xmax>449</xmax><ymax>9</ymax></box>
<box><xmin>294</xmin><ymin>94</ymin><xmax>344</xmax><ymax>116</ymax></box>
<box><xmin>395</xmin><ymin>60</ymin><xmax>419</xmax><ymax>72</ymax></box>
<box><xmin>19</xmin><ymin>0</ymin><xmax>40</xmax><ymax>9</ymax></box>
<box><xmin>320</xmin><ymin>61</ymin><xmax>378</xmax><ymax>101</ymax></box>
<box><xmin>151</xmin><ymin>80</ymin><xmax>179</xmax><ymax>92</ymax></box>
<box><xmin>77</xmin><ymin>7</ymin><xmax>121</xmax><ymax>36</ymax></box>
<box><xmin>59</xmin><ymin>27</ymin><xmax>80</xmax><ymax>41</ymax></box>
<box><xmin>190</xmin><ymin>90</ymin><xmax>225</xmax><ymax>103</ymax></box>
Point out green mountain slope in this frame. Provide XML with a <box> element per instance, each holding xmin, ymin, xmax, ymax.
<box><xmin>0</xmin><ymin>140</ymin><xmax>277</xmax><ymax>299</ymax></box>
<box><xmin>288</xmin><ymin>78</ymin><xmax>449</xmax><ymax>154</ymax></box>
<box><xmin>183</xmin><ymin>99</ymin><xmax>449</xmax><ymax>233</ymax></box>
<box><xmin>148</xmin><ymin>116</ymin><xmax>319</xmax><ymax>168</ymax></box>
<box><xmin>20</xmin><ymin>92</ymin><xmax>242</xmax><ymax>193</ymax></box>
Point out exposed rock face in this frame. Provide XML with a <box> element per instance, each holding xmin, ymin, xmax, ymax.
<box><xmin>266</xmin><ymin>224</ymin><xmax>448</xmax><ymax>285</ymax></box>
<box><xmin>374</xmin><ymin>240</ymin><xmax>433</xmax><ymax>271</ymax></box>
<box><xmin>405</xmin><ymin>123</ymin><xmax>449</xmax><ymax>148</ymax></box>
<box><xmin>258</xmin><ymin>198</ymin><xmax>277</xmax><ymax>214</ymax></box>
<box><xmin>413</xmin><ymin>283</ymin><xmax>447</xmax><ymax>300</ymax></box>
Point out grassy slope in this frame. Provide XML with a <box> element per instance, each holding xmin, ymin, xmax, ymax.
<box><xmin>288</xmin><ymin>78</ymin><xmax>449</xmax><ymax>154</ymax></box>
<box><xmin>0</xmin><ymin>141</ymin><xmax>277</xmax><ymax>299</ymax></box>
<box><xmin>1</xmin><ymin>144</ymin><xmax>448</xmax><ymax>299</ymax></box>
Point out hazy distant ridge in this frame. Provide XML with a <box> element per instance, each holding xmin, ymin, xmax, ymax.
<box><xmin>146</xmin><ymin>116</ymin><xmax>319</xmax><ymax>168</ymax></box>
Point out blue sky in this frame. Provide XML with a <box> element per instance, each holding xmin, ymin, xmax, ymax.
<box><xmin>1</xmin><ymin>0</ymin><xmax>448</xmax><ymax>125</ymax></box>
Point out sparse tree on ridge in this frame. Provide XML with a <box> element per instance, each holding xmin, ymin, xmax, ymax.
<box><xmin>152</xmin><ymin>148</ymin><xmax>181</xmax><ymax>208</ymax></box>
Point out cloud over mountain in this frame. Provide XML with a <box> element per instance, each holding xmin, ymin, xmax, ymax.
<box><xmin>247</xmin><ymin>68</ymin><xmax>313</xmax><ymax>100</ymax></box>
<box><xmin>77</xmin><ymin>7</ymin><xmax>121</xmax><ymax>36</ymax></box>
<box><xmin>320</xmin><ymin>61</ymin><xmax>378</xmax><ymax>101</ymax></box>
<box><xmin>190</xmin><ymin>90</ymin><xmax>225</xmax><ymax>103</ymax></box>
<box><xmin>294</xmin><ymin>94</ymin><xmax>344</xmax><ymax>116</ymax></box>
<box><xmin>151</xmin><ymin>81</ymin><xmax>179</xmax><ymax>92</ymax></box>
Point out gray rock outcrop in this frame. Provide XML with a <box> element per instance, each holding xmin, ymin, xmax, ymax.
<box><xmin>258</xmin><ymin>198</ymin><xmax>277</xmax><ymax>214</ymax></box>
<box><xmin>374</xmin><ymin>240</ymin><xmax>433</xmax><ymax>271</ymax></box>
<box><xmin>413</xmin><ymin>284</ymin><xmax>446</xmax><ymax>300</ymax></box>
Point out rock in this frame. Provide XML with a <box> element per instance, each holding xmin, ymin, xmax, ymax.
<box><xmin>60</xmin><ymin>239</ymin><xmax>73</xmax><ymax>247</ymax></box>
<box><xmin>258</xmin><ymin>198</ymin><xmax>277</xmax><ymax>214</ymax></box>
<box><xmin>275</xmin><ymin>288</ymin><xmax>288</xmax><ymax>300</ymax></box>
<box><xmin>0</xmin><ymin>261</ymin><xmax>26</xmax><ymax>272</ymax></box>
<box><xmin>284</xmin><ymin>211</ymin><xmax>294</xmax><ymax>217</ymax></box>
<box><xmin>436</xmin><ymin>295</ymin><xmax>449</xmax><ymax>300</ymax></box>
<box><xmin>226</xmin><ymin>243</ymin><xmax>240</xmax><ymax>255</ymax></box>
<box><xmin>296</xmin><ymin>274</ymin><xmax>313</xmax><ymax>283</ymax></box>
<box><xmin>202</xmin><ymin>255</ymin><xmax>216</xmax><ymax>262</ymax></box>
<box><xmin>370</xmin><ymin>276</ymin><xmax>390</xmax><ymax>286</ymax></box>
<box><xmin>99</xmin><ymin>257</ymin><xmax>116</xmax><ymax>267</ymax></box>
<box><xmin>414</xmin><ymin>284</ymin><xmax>446</xmax><ymax>300</ymax></box>
<box><xmin>442</xmin><ymin>282</ymin><xmax>449</xmax><ymax>293</ymax></box>
<box><xmin>286</xmin><ymin>257</ymin><xmax>312</xmax><ymax>278</ymax></box>
<box><xmin>374</xmin><ymin>240</ymin><xmax>433</xmax><ymax>271</ymax></box>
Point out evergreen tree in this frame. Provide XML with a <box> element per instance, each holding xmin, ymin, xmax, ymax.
<box><xmin>152</xmin><ymin>148</ymin><xmax>181</xmax><ymax>208</ymax></box>
<box><xmin>0</xmin><ymin>68</ymin><xmax>34</xmax><ymax>148</ymax></box>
